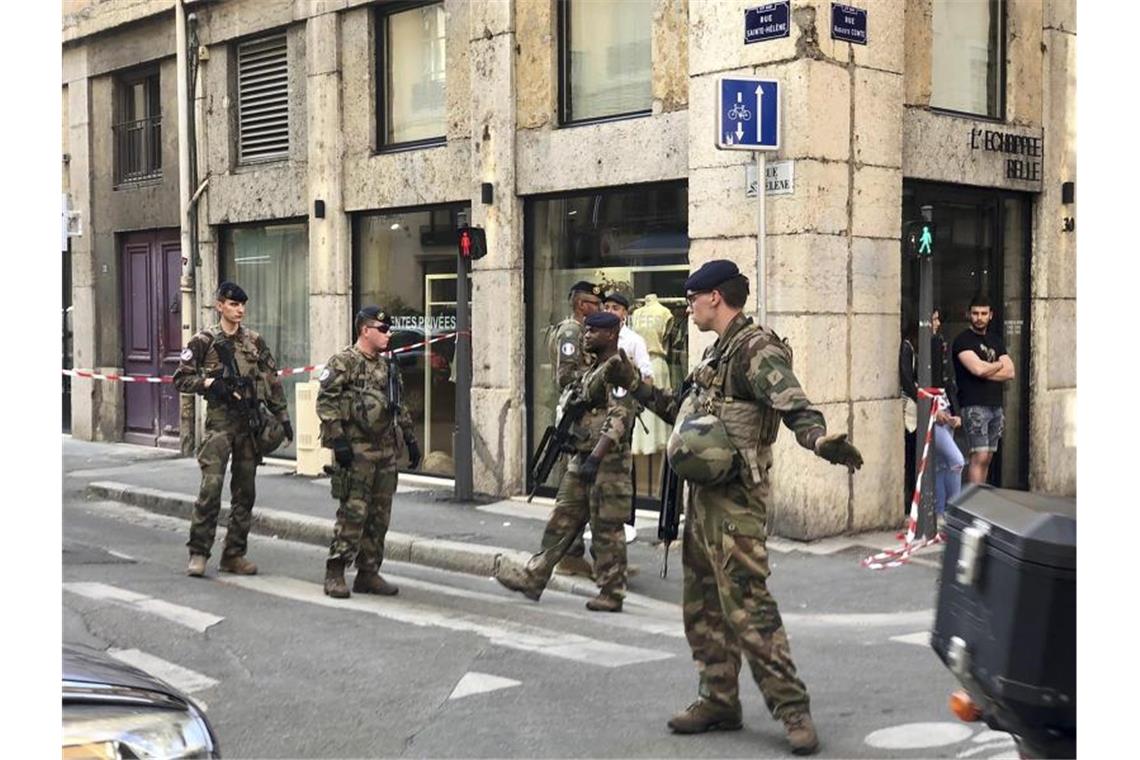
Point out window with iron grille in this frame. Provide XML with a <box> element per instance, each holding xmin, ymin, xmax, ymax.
<box><xmin>237</xmin><ymin>34</ymin><xmax>289</xmax><ymax>163</ymax></box>
<box><xmin>113</xmin><ymin>69</ymin><xmax>162</xmax><ymax>185</ymax></box>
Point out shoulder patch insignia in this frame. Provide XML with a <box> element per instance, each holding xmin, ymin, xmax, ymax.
<box><xmin>561</xmin><ymin>342</ymin><xmax>576</xmax><ymax>356</ymax></box>
<box><xmin>180</xmin><ymin>348</ymin><xmax>193</xmax><ymax>362</ymax></box>
<box><xmin>319</xmin><ymin>368</ymin><xmax>331</xmax><ymax>383</ymax></box>
<box><xmin>612</xmin><ymin>386</ymin><xmax>627</xmax><ymax>399</ymax></box>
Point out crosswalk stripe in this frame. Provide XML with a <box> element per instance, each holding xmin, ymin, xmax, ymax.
<box><xmin>64</xmin><ymin>582</ymin><xmax>224</xmax><ymax>633</ymax></box>
<box><xmin>107</xmin><ymin>648</ymin><xmax>219</xmax><ymax>695</ymax></box>
<box><xmin>889</xmin><ymin>631</ymin><xmax>932</xmax><ymax>647</ymax></box>
<box><xmin>219</xmin><ymin>575</ymin><xmax>674</xmax><ymax>668</ymax></box>
<box><xmin>448</xmin><ymin>672</ymin><xmax>521</xmax><ymax>700</ymax></box>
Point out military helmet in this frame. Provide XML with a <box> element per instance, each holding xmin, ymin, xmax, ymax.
<box><xmin>666</xmin><ymin>411</ymin><xmax>739</xmax><ymax>485</ymax></box>
<box><xmin>257</xmin><ymin>406</ymin><xmax>286</xmax><ymax>455</ymax></box>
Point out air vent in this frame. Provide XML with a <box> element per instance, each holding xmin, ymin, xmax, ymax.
<box><xmin>237</xmin><ymin>34</ymin><xmax>289</xmax><ymax>163</ymax></box>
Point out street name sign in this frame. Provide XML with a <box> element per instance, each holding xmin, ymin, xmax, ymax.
<box><xmin>744</xmin><ymin>2</ymin><xmax>790</xmax><ymax>44</ymax></box>
<box><xmin>831</xmin><ymin>4</ymin><xmax>867</xmax><ymax>45</ymax></box>
<box><xmin>716</xmin><ymin>77</ymin><xmax>780</xmax><ymax>151</ymax></box>
<box><xmin>745</xmin><ymin>159</ymin><xmax>794</xmax><ymax>197</ymax></box>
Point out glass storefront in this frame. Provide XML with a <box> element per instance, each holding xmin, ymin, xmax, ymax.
<box><xmin>526</xmin><ymin>182</ymin><xmax>689</xmax><ymax>505</ymax></box>
<box><xmin>901</xmin><ymin>181</ymin><xmax>1031</xmax><ymax>490</ymax></box>
<box><xmin>221</xmin><ymin>221</ymin><xmax>310</xmax><ymax>458</ymax></box>
<box><xmin>354</xmin><ymin>205</ymin><xmax>466</xmax><ymax>475</ymax></box>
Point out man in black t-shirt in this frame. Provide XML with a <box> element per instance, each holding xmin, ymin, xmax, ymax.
<box><xmin>952</xmin><ymin>295</ymin><xmax>1016</xmax><ymax>485</ymax></box>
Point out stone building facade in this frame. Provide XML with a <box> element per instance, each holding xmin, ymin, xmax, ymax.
<box><xmin>63</xmin><ymin>0</ymin><xmax>1076</xmax><ymax>539</ymax></box>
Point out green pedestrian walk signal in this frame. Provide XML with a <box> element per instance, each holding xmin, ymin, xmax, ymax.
<box><xmin>905</xmin><ymin>221</ymin><xmax>936</xmax><ymax>258</ymax></box>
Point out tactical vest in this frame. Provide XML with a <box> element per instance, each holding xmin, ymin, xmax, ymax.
<box><xmin>339</xmin><ymin>351</ymin><xmax>398</xmax><ymax>443</ymax></box>
<box><xmin>200</xmin><ymin>327</ymin><xmax>269</xmax><ymax>417</ymax></box>
<box><xmin>683</xmin><ymin>322</ymin><xmax>788</xmax><ymax>487</ymax></box>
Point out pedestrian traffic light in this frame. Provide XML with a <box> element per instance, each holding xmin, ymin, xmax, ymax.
<box><xmin>457</xmin><ymin>226</ymin><xmax>487</xmax><ymax>260</ymax></box>
<box><xmin>904</xmin><ymin>221</ymin><xmax>936</xmax><ymax>258</ymax></box>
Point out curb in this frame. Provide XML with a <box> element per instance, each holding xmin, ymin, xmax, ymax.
<box><xmin>85</xmin><ymin>481</ymin><xmax>594</xmax><ymax>598</ymax></box>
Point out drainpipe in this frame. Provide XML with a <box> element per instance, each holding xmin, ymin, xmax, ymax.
<box><xmin>176</xmin><ymin>0</ymin><xmax>197</xmax><ymax>455</ymax></box>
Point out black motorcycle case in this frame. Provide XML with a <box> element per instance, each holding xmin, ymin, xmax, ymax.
<box><xmin>931</xmin><ymin>484</ymin><xmax>1076</xmax><ymax>742</ymax></box>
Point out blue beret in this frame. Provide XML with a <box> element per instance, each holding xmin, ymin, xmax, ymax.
<box><xmin>584</xmin><ymin>311</ymin><xmax>621</xmax><ymax>330</ymax></box>
<box><xmin>684</xmin><ymin>260</ymin><xmax>742</xmax><ymax>292</ymax></box>
<box><xmin>568</xmin><ymin>281</ymin><xmax>600</xmax><ymax>298</ymax></box>
<box><xmin>216</xmin><ymin>281</ymin><xmax>248</xmax><ymax>303</ymax></box>
<box><xmin>603</xmin><ymin>291</ymin><xmax>630</xmax><ymax>309</ymax></box>
<box><xmin>356</xmin><ymin>305</ymin><xmax>389</xmax><ymax>324</ymax></box>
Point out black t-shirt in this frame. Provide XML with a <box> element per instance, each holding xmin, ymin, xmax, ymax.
<box><xmin>952</xmin><ymin>328</ymin><xmax>1008</xmax><ymax>408</ymax></box>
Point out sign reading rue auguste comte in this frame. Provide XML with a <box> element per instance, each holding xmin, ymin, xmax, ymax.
<box><xmin>831</xmin><ymin>4</ymin><xmax>867</xmax><ymax>45</ymax></box>
<box><xmin>744</xmin><ymin>2</ymin><xmax>790</xmax><ymax>44</ymax></box>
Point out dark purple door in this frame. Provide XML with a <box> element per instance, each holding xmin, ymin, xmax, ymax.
<box><xmin>121</xmin><ymin>230</ymin><xmax>182</xmax><ymax>448</ymax></box>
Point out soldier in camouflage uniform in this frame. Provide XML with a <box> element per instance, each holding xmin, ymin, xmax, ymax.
<box><xmin>498</xmin><ymin>310</ymin><xmax>635</xmax><ymax>612</ymax></box>
<box><xmin>174</xmin><ymin>282</ymin><xmax>293</xmax><ymax>578</ymax></box>
<box><xmin>603</xmin><ymin>260</ymin><xmax>863</xmax><ymax>755</ymax></box>
<box><xmin>317</xmin><ymin>306</ymin><xmax>421</xmax><ymax>599</ymax></box>
<box><xmin>544</xmin><ymin>281</ymin><xmax>603</xmax><ymax>579</ymax></box>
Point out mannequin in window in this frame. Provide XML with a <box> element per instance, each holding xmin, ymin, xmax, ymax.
<box><xmin>629</xmin><ymin>293</ymin><xmax>674</xmax><ymax>456</ymax></box>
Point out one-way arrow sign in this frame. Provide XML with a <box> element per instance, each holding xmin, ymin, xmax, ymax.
<box><xmin>717</xmin><ymin>77</ymin><xmax>780</xmax><ymax>151</ymax></box>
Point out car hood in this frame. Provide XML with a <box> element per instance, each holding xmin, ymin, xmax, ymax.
<box><xmin>63</xmin><ymin>645</ymin><xmax>186</xmax><ymax>705</ymax></box>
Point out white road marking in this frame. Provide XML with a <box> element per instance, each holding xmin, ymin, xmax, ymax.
<box><xmin>889</xmin><ymin>630</ymin><xmax>932</xmax><ymax>646</ymax></box>
<box><xmin>957</xmin><ymin>736</ymin><xmax>1017</xmax><ymax>758</ymax></box>
<box><xmin>864</xmin><ymin>722</ymin><xmax>973</xmax><ymax>749</ymax></box>
<box><xmin>106</xmin><ymin>549</ymin><xmax>135</xmax><ymax>561</ymax></box>
<box><xmin>219</xmin><ymin>575</ymin><xmax>674</xmax><ymax>668</ymax></box>
<box><xmin>448</xmin><ymin>672</ymin><xmax>521</xmax><ymax>700</ymax></box>
<box><xmin>107</xmin><ymin>648</ymin><xmax>219</xmax><ymax>694</ymax></box>
<box><xmin>784</xmin><ymin>609</ymin><xmax>934</xmax><ymax>629</ymax></box>
<box><xmin>971</xmin><ymin>731</ymin><xmax>1015</xmax><ymax>745</ymax></box>
<box><xmin>64</xmin><ymin>582</ymin><xmax>224</xmax><ymax>633</ymax></box>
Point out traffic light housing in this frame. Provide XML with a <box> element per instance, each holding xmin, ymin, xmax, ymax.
<box><xmin>904</xmin><ymin>221</ymin><xmax>936</xmax><ymax>258</ymax></box>
<box><xmin>457</xmin><ymin>226</ymin><xmax>487</xmax><ymax>260</ymax></box>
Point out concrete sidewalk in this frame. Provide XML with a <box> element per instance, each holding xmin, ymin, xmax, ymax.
<box><xmin>69</xmin><ymin>438</ymin><xmax>936</xmax><ymax>601</ymax></box>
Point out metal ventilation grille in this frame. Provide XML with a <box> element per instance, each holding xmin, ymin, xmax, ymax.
<box><xmin>237</xmin><ymin>34</ymin><xmax>289</xmax><ymax>163</ymax></box>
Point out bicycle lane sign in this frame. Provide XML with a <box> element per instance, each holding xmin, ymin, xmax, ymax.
<box><xmin>717</xmin><ymin>77</ymin><xmax>780</xmax><ymax>151</ymax></box>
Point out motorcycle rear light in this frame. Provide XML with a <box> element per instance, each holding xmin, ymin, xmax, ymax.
<box><xmin>949</xmin><ymin>689</ymin><xmax>982</xmax><ymax>722</ymax></box>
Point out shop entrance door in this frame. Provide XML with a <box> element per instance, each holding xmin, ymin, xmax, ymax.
<box><xmin>901</xmin><ymin>181</ymin><xmax>1031</xmax><ymax>489</ymax></box>
<box><xmin>120</xmin><ymin>229</ymin><xmax>183</xmax><ymax>448</ymax></box>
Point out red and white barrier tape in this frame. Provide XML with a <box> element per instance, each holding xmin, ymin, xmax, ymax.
<box><xmin>861</xmin><ymin>387</ymin><xmax>947</xmax><ymax>570</ymax></box>
<box><xmin>63</xmin><ymin>330</ymin><xmax>464</xmax><ymax>384</ymax></box>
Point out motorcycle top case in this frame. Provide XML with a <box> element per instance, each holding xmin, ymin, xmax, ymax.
<box><xmin>931</xmin><ymin>484</ymin><xmax>1075</xmax><ymax>734</ymax></box>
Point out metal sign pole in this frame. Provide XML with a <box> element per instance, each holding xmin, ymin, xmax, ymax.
<box><xmin>756</xmin><ymin>150</ymin><xmax>767</xmax><ymax>326</ymax></box>
<box><xmin>916</xmin><ymin>204</ymin><xmax>935</xmax><ymax>538</ymax></box>
<box><xmin>454</xmin><ymin>251</ymin><xmax>474</xmax><ymax>501</ymax></box>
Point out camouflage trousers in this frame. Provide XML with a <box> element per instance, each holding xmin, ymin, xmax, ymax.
<box><xmin>187</xmin><ymin>427</ymin><xmax>259</xmax><ymax>559</ymax></box>
<box><xmin>682</xmin><ymin>478</ymin><xmax>810</xmax><ymax>720</ymax></box>
<box><xmin>328</xmin><ymin>454</ymin><xmax>398</xmax><ymax>572</ymax></box>
<box><xmin>526</xmin><ymin>470</ymin><xmax>629</xmax><ymax>597</ymax></box>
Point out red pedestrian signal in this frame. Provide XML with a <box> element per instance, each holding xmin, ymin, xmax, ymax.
<box><xmin>457</xmin><ymin>226</ymin><xmax>488</xmax><ymax>260</ymax></box>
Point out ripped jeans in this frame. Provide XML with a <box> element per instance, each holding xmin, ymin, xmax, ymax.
<box><xmin>932</xmin><ymin>423</ymin><xmax>965</xmax><ymax>515</ymax></box>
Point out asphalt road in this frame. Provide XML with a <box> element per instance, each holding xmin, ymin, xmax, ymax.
<box><xmin>61</xmin><ymin>441</ymin><xmax>1018</xmax><ymax>759</ymax></box>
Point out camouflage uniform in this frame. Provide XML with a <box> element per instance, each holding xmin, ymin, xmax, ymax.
<box><xmin>174</xmin><ymin>324</ymin><xmax>289</xmax><ymax>560</ymax></box>
<box><xmin>637</xmin><ymin>313</ymin><xmax>827</xmax><ymax>720</ymax></box>
<box><xmin>317</xmin><ymin>345</ymin><xmax>413</xmax><ymax>573</ymax></box>
<box><xmin>520</xmin><ymin>358</ymin><xmax>637</xmax><ymax>599</ymax></box>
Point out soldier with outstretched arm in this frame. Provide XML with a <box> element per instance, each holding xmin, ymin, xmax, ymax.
<box><xmin>600</xmin><ymin>260</ymin><xmax>863</xmax><ymax>756</ymax></box>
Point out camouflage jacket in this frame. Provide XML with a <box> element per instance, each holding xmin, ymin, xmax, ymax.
<box><xmin>641</xmin><ymin>313</ymin><xmax>826</xmax><ymax>454</ymax></box>
<box><xmin>173</xmin><ymin>324</ymin><xmax>289</xmax><ymax>429</ymax></box>
<box><xmin>549</xmin><ymin>317</ymin><xmax>595</xmax><ymax>390</ymax></box>
<box><xmin>316</xmin><ymin>344</ymin><xmax>413</xmax><ymax>456</ymax></box>
<box><xmin>566</xmin><ymin>355</ymin><xmax>637</xmax><ymax>483</ymax></box>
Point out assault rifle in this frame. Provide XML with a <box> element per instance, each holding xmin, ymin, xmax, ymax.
<box><xmin>213</xmin><ymin>339</ymin><xmax>266</xmax><ymax>461</ymax></box>
<box><xmin>527</xmin><ymin>386</ymin><xmax>591</xmax><ymax>501</ymax></box>
<box><xmin>656</xmin><ymin>378</ymin><xmax>692</xmax><ymax>578</ymax></box>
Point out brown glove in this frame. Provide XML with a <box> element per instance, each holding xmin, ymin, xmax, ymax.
<box><xmin>601</xmin><ymin>350</ymin><xmax>642</xmax><ymax>392</ymax></box>
<box><xmin>815</xmin><ymin>433</ymin><xmax>864</xmax><ymax>472</ymax></box>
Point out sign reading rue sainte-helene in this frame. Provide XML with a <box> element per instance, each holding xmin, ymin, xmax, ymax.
<box><xmin>745</xmin><ymin>160</ymin><xmax>794</xmax><ymax>197</ymax></box>
<box><xmin>744</xmin><ymin>2</ymin><xmax>790</xmax><ymax>44</ymax></box>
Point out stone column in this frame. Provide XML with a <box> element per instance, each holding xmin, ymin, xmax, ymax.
<box><xmin>469</xmin><ymin>1</ymin><xmax>526</xmax><ymax>496</ymax></box>
<box><xmin>688</xmin><ymin>1</ymin><xmax>904</xmax><ymax>539</ymax></box>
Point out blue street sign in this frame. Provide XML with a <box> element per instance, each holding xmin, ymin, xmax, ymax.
<box><xmin>716</xmin><ymin>77</ymin><xmax>780</xmax><ymax>151</ymax></box>
<box><xmin>744</xmin><ymin>2</ymin><xmax>790</xmax><ymax>44</ymax></box>
<box><xmin>831</xmin><ymin>3</ymin><xmax>867</xmax><ymax>45</ymax></box>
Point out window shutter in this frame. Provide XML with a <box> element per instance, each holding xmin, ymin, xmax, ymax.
<box><xmin>237</xmin><ymin>34</ymin><xmax>289</xmax><ymax>162</ymax></box>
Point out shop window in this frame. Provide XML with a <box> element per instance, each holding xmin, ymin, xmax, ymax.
<box><xmin>377</xmin><ymin>2</ymin><xmax>447</xmax><ymax>148</ymax></box>
<box><xmin>113</xmin><ymin>68</ymin><xmax>162</xmax><ymax>185</ymax></box>
<box><xmin>558</xmin><ymin>0</ymin><xmax>653</xmax><ymax>124</ymax></box>
<box><xmin>236</xmin><ymin>33</ymin><xmax>290</xmax><ymax>163</ymax></box>
<box><xmin>354</xmin><ymin>205</ymin><xmax>468</xmax><ymax>475</ymax></box>
<box><xmin>221</xmin><ymin>222</ymin><xmax>310</xmax><ymax>457</ymax></box>
<box><xmin>930</xmin><ymin>0</ymin><xmax>1004</xmax><ymax>119</ymax></box>
<box><xmin>527</xmin><ymin>182</ymin><xmax>689</xmax><ymax>503</ymax></box>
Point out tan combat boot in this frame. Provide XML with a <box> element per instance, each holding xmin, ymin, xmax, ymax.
<box><xmin>782</xmin><ymin>710</ymin><xmax>820</xmax><ymax>755</ymax></box>
<box><xmin>324</xmin><ymin>558</ymin><xmax>350</xmax><ymax>598</ymax></box>
<box><xmin>585</xmin><ymin>592</ymin><xmax>623</xmax><ymax>612</ymax></box>
<box><xmin>553</xmin><ymin>555</ymin><xmax>594</xmax><ymax>579</ymax></box>
<box><xmin>218</xmin><ymin>555</ymin><xmax>258</xmax><ymax>575</ymax></box>
<box><xmin>495</xmin><ymin>563</ymin><xmax>543</xmax><ymax>601</ymax></box>
<box><xmin>186</xmin><ymin>554</ymin><xmax>207</xmax><ymax>577</ymax></box>
<box><xmin>667</xmin><ymin>699</ymin><xmax>743</xmax><ymax>734</ymax></box>
<box><xmin>353</xmin><ymin>569</ymin><xmax>399</xmax><ymax>596</ymax></box>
